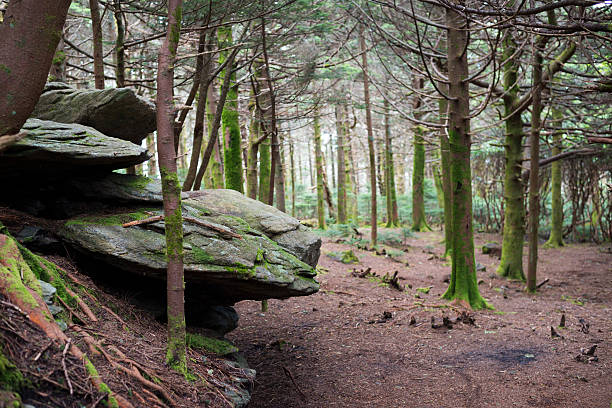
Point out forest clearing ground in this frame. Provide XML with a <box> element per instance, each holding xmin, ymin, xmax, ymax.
<box><xmin>230</xmin><ymin>230</ymin><xmax>612</xmax><ymax>408</ymax></box>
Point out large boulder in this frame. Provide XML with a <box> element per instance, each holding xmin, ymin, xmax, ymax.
<box><xmin>0</xmin><ymin>119</ymin><xmax>150</xmax><ymax>177</ymax></box>
<box><xmin>31</xmin><ymin>83</ymin><xmax>156</xmax><ymax>144</ymax></box>
<box><xmin>57</xmin><ymin>205</ymin><xmax>319</xmax><ymax>305</ymax></box>
<box><xmin>35</xmin><ymin>174</ymin><xmax>322</xmax><ymax>267</ymax></box>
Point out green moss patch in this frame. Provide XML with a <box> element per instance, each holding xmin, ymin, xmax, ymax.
<box><xmin>186</xmin><ymin>333</ymin><xmax>238</xmax><ymax>355</ymax></box>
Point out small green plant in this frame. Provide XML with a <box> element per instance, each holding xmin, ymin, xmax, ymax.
<box><xmin>416</xmin><ymin>286</ymin><xmax>432</xmax><ymax>294</ymax></box>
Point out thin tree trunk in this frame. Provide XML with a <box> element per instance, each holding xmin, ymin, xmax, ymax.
<box><xmin>359</xmin><ymin>24</ymin><xmax>377</xmax><ymax>246</ymax></box>
<box><xmin>314</xmin><ymin>108</ymin><xmax>326</xmax><ymax>229</ymax></box>
<box><xmin>156</xmin><ymin>0</ymin><xmax>186</xmax><ymax>372</ymax></box>
<box><xmin>90</xmin><ymin>0</ymin><xmax>105</xmax><ymax>89</ymax></box>
<box><xmin>439</xmin><ymin>90</ymin><xmax>452</xmax><ymax>257</ymax></box>
<box><xmin>260</xmin><ymin>18</ymin><xmax>285</xmax><ymax>211</ymax></box>
<box><xmin>335</xmin><ymin>104</ymin><xmax>347</xmax><ymax>224</ymax></box>
<box><xmin>246</xmin><ymin>95</ymin><xmax>261</xmax><ymax>199</ymax></box>
<box><xmin>290</xmin><ymin>140</ymin><xmax>296</xmax><ymax>217</ymax></box>
<box><xmin>0</xmin><ymin>0</ymin><xmax>71</xmax><ymax>142</ymax></box>
<box><xmin>147</xmin><ymin>133</ymin><xmax>157</xmax><ymax>177</ymax></box>
<box><xmin>527</xmin><ymin>33</ymin><xmax>545</xmax><ymax>292</ymax></box>
<box><xmin>193</xmin><ymin>47</ymin><xmax>237</xmax><ymax>191</ymax></box>
<box><xmin>183</xmin><ymin>32</ymin><xmax>212</xmax><ymax>191</ymax></box>
<box><xmin>113</xmin><ymin>0</ymin><xmax>126</xmax><ymax>88</ymax></box>
<box><xmin>498</xmin><ymin>25</ymin><xmax>527</xmax><ymax>281</ymax></box>
<box><xmin>384</xmin><ymin>99</ymin><xmax>398</xmax><ymax>227</ymax></box>
<box><xmin>441</xmin><ymin>4</ymin><xmax>488</xmax><ymax>310</ymax></box>
<box><xmin>545</xmin><ymin>107</ymin><xmax>564</xmax><ymax>247</ymax></box>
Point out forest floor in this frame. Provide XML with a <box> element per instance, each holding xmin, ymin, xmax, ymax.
<box><xmin>229</xmin><ymin>230</ymin><xmax>612</xmax><ymax>408</ymax></box>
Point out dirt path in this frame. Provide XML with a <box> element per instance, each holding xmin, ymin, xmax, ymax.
<box><xmin>229</xmin><ymin>231</ymin><xmax>612</xmax><ymax>408</ymax></box>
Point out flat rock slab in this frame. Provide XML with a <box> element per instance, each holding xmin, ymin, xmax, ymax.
<box><xmin>49</xmin><ymin>174</ymin><xmax>322</xmax><ymax>267</ymax></box>
<box><xmin>184</xmin><ymin>189</ymin><xmax>321</xmax><ymax>267</ymax></box>
<box><xmin>58</xmin><ymin>207</ymin><xmax>319</xmax><ymax>304</ymax></box>
<box><xmin>31</xmin><ymin>83</ymin><xmax>156</xmax><ymax>144</ymax></box>
<box><xmin>0</xmin><ymin>119</ymin><xmax>150</xmax><ymax>175</ymax></box>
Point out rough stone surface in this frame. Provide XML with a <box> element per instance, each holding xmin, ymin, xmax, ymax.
<box><xmin>31</xmin><ymin>83</ymin><xmax>156</xmax><ymax>144</ymax></box>
<box><xmin>184</xmin><ymin>189</ymin><xmax>321</xmax><ymax>267</ymax></box>
<box><xmin>186</xmin><ymin>305</ymin><xmax>239</xmax><ymax>335</ymax></box>
<box><xmin>58</xmin><ymin>206</ymin><xmax>319</xmax><ymax>304</ymax></box>
<box><xmin>0</xmin><ymin>119</ymin><xmax>150</xmax><ymax>175</ymax></box>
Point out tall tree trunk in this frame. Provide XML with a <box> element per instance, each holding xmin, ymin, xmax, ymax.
<box><xmin>89</xmin><ymin>0</ymin><xmax>105</xmax><ymax>90</ymax></box>
<box><xmin>412</xmin><ymin>77</ymin><xmax>430</xmax><ymax>231</ymax></box>
<box><xmin>347</xmin><ymin>124</ymin><xmax>359</xmax><ymax>223</ymax></box>
<box><xmin>156</xmin><ymin>0</ymin><xmax>186</xmax><ymax>373</ymax></box>
<box><xmin>0</xmin><ymin>0</ymin><xmax>72</xmax><ymax>143</ymax></box>
<box><xmin>439</xmin><ymin>90</ymin><xmax>452</xmax><ymax>257</ymax></box>
<box><xmin>258</xmin><ymin>135</ymin><xmax>271</xmax><ymax>203</ymax></box>
<box><xmin>335</xmin><ymin>104</ymin><xmax>348</xmax><ymax>224</ymax></box>
<box><xmin>384</xmin><ymin>99</ymin><xmax>399</xmax><ymax>227</ymax></box>
<box><xmin>314</xmin><ymin>108</ymin><xmax>326</xmax><ymax>229</ymax></box>
<box><xmin>441</xmin><ymin>5</ymin><xmax>488</xmax><ymax>310</ymax></box>
<box><xmin>113</xmin><ymin>0</ymin><xmax>126</xmax><ymax>88</ymax></box>
<box><xmin>218</xmin><ymin>26</ymin><xmax>243</xmax><ymax>192</ymax></box>
<box><xmin>246</xmin><ymin>95</ymin><xmax>261</xmax><ymax>199</ymax></box>
<box><xmin>527</xmin><ymin>33</ymin><xmax>546</xmax><ymax>292</ymax></box>
<box><xmin>359</xmin><ymin>24</ymin><xmax>377</xmax><ymax>246</ymax></box>
<box><xmin>545</xmin><ymin>107</ymin><xmax>564</xmax><ymax>247</ymax></box>
<box><xmin>290</xmin><ymin>140</ymin><xmax>296</xmax><ymax>217</ymax></box>
<box><xmin>183</xmin><ymin>34</ymin><xmax>212</xmax><ymax>191</ymax></box>
<box><xmin>498</xmin><ymin>26</ymin><xmax>527</xmax><ymax>281</ymax></box>
<box><xmin>260</xmin><ymin>19</ymin><xmax>285</xmax><ymax>211</ymax></box>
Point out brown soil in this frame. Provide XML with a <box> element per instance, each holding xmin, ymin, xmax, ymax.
<box><xmin>229</xmin><ymin>230</ymin><xmax>612</xmax><ymax>408</ymax></box>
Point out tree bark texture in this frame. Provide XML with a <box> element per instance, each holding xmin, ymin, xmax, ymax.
<box><xmin>359</xmin><ymin>24</ymin><xmax>377</xmax><ymax>246</ymax></box>
<box><xmin>113</xmin><ymin>0</ymin><xmax>126</xmax><ymax>88</ymax></box>
<box><xmin>544</xmin><ymin>107</ymin><xmax>564</xmax><ymax>248</ymax></box>
<box><xmin>384</xmin><ymin>99</ymin><xmax>399</xmax><ymax>227</ymax></box>
<box><xmin>0</xmin><ymin>0</ymin><xmax>72</xmax><ymax>139</ymax></box>
<box><xmin>441</xmin><ymin>5</ymin><xmax>488</xmax><ymax>310</ymax></box>
<box><xmin>156</xmin><ymin>0</ymin><xmax>186</xmax><ymax>373</ymax></box>
<box><xmin>335</xmin><ymin>104</ymin><xmax>348</xmax><ymax>224</ymax></box>
<box><xmin>498</xmin><ymin>26</ymin><xmax>527</xmax><ymax>281</ymax></box>
<box><xmin>314</xmin><ymin>108</ymin><xmax>326</xmax><ymax>230</ymax></box>
<box><xmin>89</xmin><ymin>0</ymin><xmax>105</xmax><ymax>89</ymax></box>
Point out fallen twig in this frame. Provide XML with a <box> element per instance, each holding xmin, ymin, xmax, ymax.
<box><xmin>536</xmin><ymin>278</ymin><xmax>550</xmax><ymax>289</ymax></box>
<box><xmin>282</xmin><ymin>366</ymin><xmax>307</xmax><ymax>400</ymax></box>
<box><xmin>33</xmin><ymin>340</ymin><xmax>53</xmax><ymax>361</ymax></box>
<box><xmin>61</xmin><ymin>339</ymin><xmax>74</xmax><ymax>395</ymax></box>
<box><xmin>183</xmin><ymin>216</ymin><xmax>242</xmax><ymax>239</ymax></box>
<box><xmin>122</xmin><ymin>215</ymin><xmax>164</xmax><ymax>228</ymax></box>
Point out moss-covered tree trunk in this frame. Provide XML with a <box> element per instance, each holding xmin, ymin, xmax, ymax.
<box><xmin>49</xmin><ymin>36</ymin><xmax>67</xmax><ymax>83</ymax></box>
<box><xmin>218</xmin><ymin>26</ymin><xmax>243</xmax><ymax>193</ymax></box>
<box><xmin>545</xmin><ymin>107</ymin><xmax>564</xmax><ymax>247</ymax></box>
<box><xmin>0</xmin><ymin>0</ymin><xmax>71</xmax><ymax>144</ymax></box>
<box><xmin>359</xmin><ymin>24</ymin><xmax>377</xmax><ymax>246</ymax></box>
<box><xmin>384</xmin><ymin>99</ymin><xmax>399</xmax><ymax>227</ymax></box>
<box><xmin>497</xmin><ymin>26</ymin><xmax>527</xmax><ymax>281</ymax></box>
<box><xmin>335</xmin><ymin>104</ymin><xmax>348</xmax><ymax>224</ymax></box>
<box><xmin>441</xmin><ymin>4</ymin><xmax>488</xmax><ymax>310</ymax></box>
<box><xmin>156</xmin><ymin>0</ymin><xmax>186</xmax><ymax>373</ymax></box>
<box><xmin>314</xmin><ymin>108</ymin><xmax>326</xmax><ymax>229</ymax></box>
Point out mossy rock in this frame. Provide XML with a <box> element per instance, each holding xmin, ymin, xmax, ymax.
<box><xmin>58</xmin><ymin>205</ymin><xmax>319</xmax><ymax>304</ymax></box>
<box><xmin>327</xmin><ymin>250</ymin><xmax>360</xmax><ymax>264</ymax></box>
